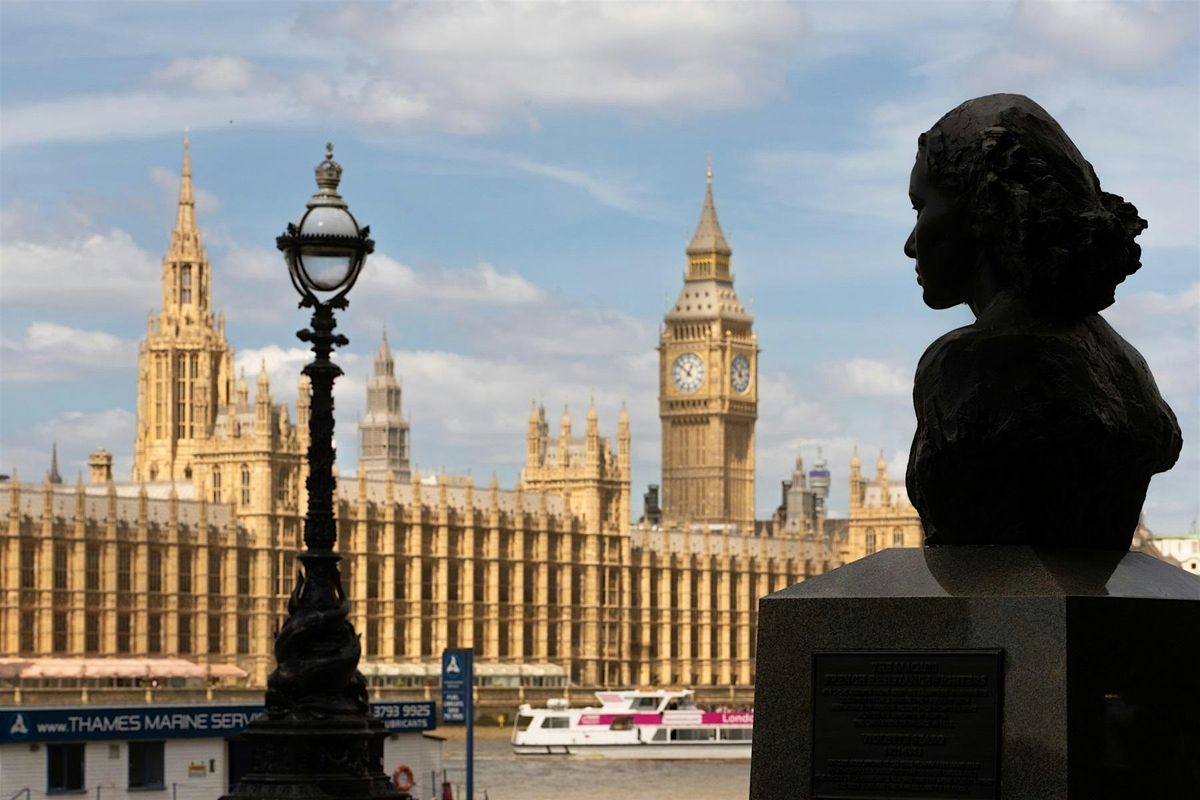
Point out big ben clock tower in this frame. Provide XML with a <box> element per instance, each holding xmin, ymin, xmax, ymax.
<box><xmin>659</xmin><ymin>165</ymin><xmax>757</xmax><ymax>529</ymax></box>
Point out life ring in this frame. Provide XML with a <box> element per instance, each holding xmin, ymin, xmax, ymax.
<box><xmin>392</xmin><ymin>765</ymin><xmax>415</xmax><ymax>792</ymax></box>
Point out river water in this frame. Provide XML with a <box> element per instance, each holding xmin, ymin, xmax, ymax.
<box><xmin>438</xmin><ymin>730</ymin><xmax>750</xmax><ymax>800</ymax></box>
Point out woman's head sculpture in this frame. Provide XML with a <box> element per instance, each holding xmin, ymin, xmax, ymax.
<box><xmin>906</xmin><ymin>94</ymin><xmax>1147</xmax><ymax>320</ymax></box>
<box><xmin>904</xmin><ymin>94</ymin><xmax>1181</xmax><ymax>550</ymax></box>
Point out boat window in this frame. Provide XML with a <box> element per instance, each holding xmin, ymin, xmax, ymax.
<box><xmin>631</xmin><ymin>697</ymin><xmax>659</xmax><ymax>710</ymax></box>
<box><xmin>515</xmin><ymin>715</ymin><xmax>534</xmax><ymax>731</ymax></box>
<box><xmin>671</xmin><ymin>728</ymin><xmax>717</xmax><ymax>741</ymax></box>
<box><xmin>722</xmin><ymin>728</ymin><xmax>753</xmax><ymax>741</ymax></box>
<box><xmin>651</xmin><ymin>729</ymin><xmax>668</xmax><ymax>742</ymax></box>
<box><xmin>541</xmin><ymin>717</ymin><xmax>570</xmax><ymax>729</ymax></box>
<box><xmin>609</xmin><ymin>716</ymin><xmax>634</xmax><ymax>731</ymax></box>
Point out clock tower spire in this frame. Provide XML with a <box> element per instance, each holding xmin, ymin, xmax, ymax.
<box><xmin>658</xmin><ymin>162</ymin><xmax>757</xmax><ymax>530</ymax></box>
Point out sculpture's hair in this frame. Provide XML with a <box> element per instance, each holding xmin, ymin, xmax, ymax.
<box><xmin>918</xmin><ymin>94</ymin><xmax>1146</xmax><ymax>317</ymax></box>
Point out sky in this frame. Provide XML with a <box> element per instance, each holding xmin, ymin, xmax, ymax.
<box><xmin>1</xmin><ymin>0</ymin><xmax>1197</xmax><ymax>533</ymax></box>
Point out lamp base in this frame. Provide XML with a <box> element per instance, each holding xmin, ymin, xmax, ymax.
<box><xmin>221</xmin><ymin>712</ymin><xmax>406</xmax><ymax>800</ymax></box>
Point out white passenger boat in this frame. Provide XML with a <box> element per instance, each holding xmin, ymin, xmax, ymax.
<box><xmin>511</xmin><ymin>689</ymin><xmax>752</xmax><ymax>759</ymax></box>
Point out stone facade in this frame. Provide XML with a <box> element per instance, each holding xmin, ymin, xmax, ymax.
<box><xmin>842</xmin><ymin>447</ymin><xmax>922</xmax><ymax>562</ymax></box>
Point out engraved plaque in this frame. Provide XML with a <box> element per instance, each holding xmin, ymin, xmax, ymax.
<box><xmin>812</xmin><ymin>650</ymin><xmax>1002</xmax><ymax>800</ymax></box>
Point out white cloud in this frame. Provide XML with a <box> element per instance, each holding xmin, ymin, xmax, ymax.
<box><xmin>319</xmin><ymin>2</ymin><xmax>803</xmax><ymax>109</ymax></box>
<box><xmin>0</xmin><ymin>91</ymin><xmax>300</xmax><ymax>147</ymax></box>
<box><xmin>0</xmin><ymin>219</ymin><xmax>160</xmax><ymax>309</ymax></box>
<box><xmin>0</xmin><ymin>408</ymin><xmax>137</xmax><ymax>484</ymax></box>
<box><xmin>36</xmin><ymin>408</ymin><xmax>135</xmax><ymax>449</ymax></box>
<box><xmin>150</xmin><ymin>55</ymin><xmax>265</xmax><ymax>94</ymax></box>
<box><xmin>508</xmin><ymin>156</ymin><xmax>658</xmax><ymax>217</ymax></box>
<box><xmin>1013</xmin><ymin>0</ymin><xmax>1194</xmax><ymax>73</ymax></box>
<box><xmin>821</xmin><ymin>358</ymin><xmax>912</xmax><ymax>401</ymax></box>
<box><xmin>1102</xmin><ymin>283</ymin><xmax>1200</xmax><ymax>401</ymax></box>
<box><xmin>0</xmin><ymin>323</ymin><xmax>138</xmax><ymax>383</ymax></box>
<box><xmin>365</xmin><ymin>255</ymin><xmax>548</xmax><ymax>307</ymax></box>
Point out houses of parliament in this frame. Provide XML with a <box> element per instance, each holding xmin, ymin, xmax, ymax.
<box><xmin>0</xmin><ymin>140</ymin><xmax>920</xmax><ymax>688</ymax></box>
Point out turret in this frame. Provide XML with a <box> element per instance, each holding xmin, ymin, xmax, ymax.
<box><xmin>89</xmin><ymin>449</ymin><xmax>114</xmax><ymax>485</ymax></box>
<box><xmin>236</xmin><ymin>369</ymin><xmax>249</xmax><ymax>408</ymax></box>
<box><xmin>877</xmin><ymin>450</ymin><xmax>890</xmax><ymax>506</ymax></box>
<box><xmin>256</xmin><ymin>360</ymin><xmax>271</xmax><ymax>436</ymax></box>
<box><xmin>617</xmin><ymin>401</ymin><xmax>631</xmax><ymax>469</ymax></box>
<box><xmin>559</xmin><ymin>405</ymin><xmax>571</xmax><ymax>465</ymax></box>
<box><xmin>527</xmin><ymin>401</ymin><xmax>542</xmax><ymax>465</ymax></box>
<box><xmin>849</xmin><ymin>446</ymin><xmax>862</xmax><ymax>511</ymax></box>
<box><xmin>296</xmin><ymin>374</ymin><xmax>311</xmax><ymax>433</ymax></box>
<box><xmin>585</xmin><ymin>398</ymin><xmax>599</xmax><ymax>465</ymax></box>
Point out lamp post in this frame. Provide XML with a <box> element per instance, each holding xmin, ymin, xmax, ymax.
<box><xmin>222</xmin><ymin>145</ymin><xmax>399</xmax><ymax>800</ymax></box>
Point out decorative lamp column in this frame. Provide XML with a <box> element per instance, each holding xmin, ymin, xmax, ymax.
<box><xmin>222</xmin><ymin>144</ymin><xmax>401</xmax><ymax>800</ymax></box>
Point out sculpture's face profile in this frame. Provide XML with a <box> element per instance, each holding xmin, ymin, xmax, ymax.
<box><xmin>905</xmin><ymin>155</ymin><xmax>972</xmax><ymax>310</ymax></box>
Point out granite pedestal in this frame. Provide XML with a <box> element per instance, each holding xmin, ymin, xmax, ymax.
<box><xmin>749</xmin><ymin>547</ymin><xmax>1200</xmax><ymax>800</ymax></box>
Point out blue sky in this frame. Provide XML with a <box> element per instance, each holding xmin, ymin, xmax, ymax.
<box><xmin>1</xmin><ymin>1</ymin><xmax>1197</xmax><ymax>532</ymax></box>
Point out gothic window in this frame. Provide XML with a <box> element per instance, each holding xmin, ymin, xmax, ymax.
<box><xmin>116</xmin><ymin>613</ymin><xmax>131</xmax><ymax>653</ymax></box>
<box><xmin>154</xmin><ymin>354</ymin><xmax>165</xmax><ymax>438</ymax></box>
<box><xmin>893</xmin><ymin>527</ymin><xmax>904</xmax><ymax>548</ymax></box>
<box><xmin>19</xmin><ymin>611</ymin><xmax>34</xmax><ymax>652</ymax></box>
<box><xmin>176</xmin><ymin>353</ymin><xmax>189</xmax><ymax>439</ymax></box>
<box><xmin>85</xmin><ymin>613</ymin><xmax>100</xmax><ymax>653</ymax></box>
<box><xmin>19</xmin><ymin>540</ymin><xmax>35</xmax><ymax>588</ymax></box>
<box><xmin>180</xmin><ymin>264</ymin><xmax>192</xmax><ymax>304</ymax></box>
<box><xmin>207</xmin><ymin>549</ymin><xmax>222</xmax><ymax>595</ymax></box>
<box><xmin>52</xmin><ymin>611</ymin><xmax>68</xmax><ymax>653</ymax></box>
<box><xmin>207</xmin><ymin>615</ymin><xmax>222</xmax><ymax>654</ymax></box>
<box><xmin>117</xmin><ymin>544</ymin><xmax>132</xmax><ymax>593</ymax></box>
<box><xmin>236</xmin><ymin>616</ymin><xmax>250</xmax><ymax>654</ymax></box>
<box><xmin>237</xmin><ymin>549</ymin><xmax>251</xmax><ymax>596</ymax></box>
<box><xmin>276</xmin><ymin>468</ymin><xmax>288</xmax><ymax>504</ymax></box>
<box><xmin>212</xmin><ymin>467</ymin><xmax>221</xmax><ymax>503</ymax></box>
<box><xmin>178</xmin><ymin>614</ymin><xmax>192</xmax><ymax>655</ymax></box>
<box><xmin>184</xmin><ymin>465</ymin><xmax>192</xmax><ymax>480</ymax></box>
<box><xmin>147</xmin><ymin>614</ymin><xmax>162</xmax><ymax>653</ymax></box>
<box><xmin>178</xmin><ymin>547</ymin><xmax>192</xmax><ymax>594</ymax></box>
<box><xmin>86</xmin><ymin>543</ymin><xmax>101</xmax><ymax>592</ymax></box>
<box><xmin>865</xmin><ymin>528</ymin><xmax>877</xmax><ymax>555</ymax></box>
<box><xmin>240</xmin><ymin>464</ymin><xmax>250</xmax><ymax>506</ymax></box>
<box><xmin>190</xmin><ymin>354</ymin><xmax>199</xmax><ymax>437</ymax></box>
<box><xmin>53</xmin><ymin>542</ymin><xmax>69</xmax><ymax>590</ymax></box>
<box><xmin>148</xmin><ymin>547</ymin><xmax>162</xmax><ymax>593</ymax></box>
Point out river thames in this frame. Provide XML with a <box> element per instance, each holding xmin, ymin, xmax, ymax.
<box><xmin>439</xmin><ymin>729</ymin><xmax>750</xmax><ymax>800</ymax></box>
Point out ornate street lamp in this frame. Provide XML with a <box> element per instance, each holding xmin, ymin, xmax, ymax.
<box><xmin>223</xmin><ymin>145</ymin><xmax>398</xmax><ymax>800</ymax></box>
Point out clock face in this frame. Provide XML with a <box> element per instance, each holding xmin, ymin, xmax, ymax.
<box><xmin>672</xmin><ymin>352</ymin><xmax>705</xmax><ymax>393</ymax></box>
<box><xmin>731</xmin><ymin>354</ymin><xmax>751</xmax><ymax>393</ymax></box>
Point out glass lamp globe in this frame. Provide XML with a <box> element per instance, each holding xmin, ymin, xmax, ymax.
<box><xmin>294</xmin><ymin>205</ymin><xmax>361</xmax><ymax>292</ymax></box>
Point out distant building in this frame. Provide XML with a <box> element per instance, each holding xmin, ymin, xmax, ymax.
<box><xmin>0</xmin><ymin>142</ymin><xmax>832</xmax><ymax>689</ymax></box>
<box><xmin>358</xmin><ymin>332</ymin><xmax>411</xmax><ymax>483</ymax></box>
<box><xmin>1143</xmin><ymin>531</ymin><xmax>1200</xmax><ymax>575</ymax></box>
<box><xmin>842</xmin><ymin>447</ymin><xmax>922</xmax><ymax>562</ymax></box>
<box><xmin>775</xmin><ymin>450</ymin><xmax>832</xmax><ymax>537</ymax></box>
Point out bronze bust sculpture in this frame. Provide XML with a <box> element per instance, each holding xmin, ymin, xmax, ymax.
<box><xmin>904</xmin><ymin>94</ymin><xmax>1181</xmax><ymax>549</ymax></box>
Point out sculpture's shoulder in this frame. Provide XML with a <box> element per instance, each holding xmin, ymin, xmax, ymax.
<box><xmin>912</xmin><ymin>314</ymin><xmax>1181</xmax><ymax>464</ymax></box>
<box><xmin>916</xmin><ymin>315</ymin><xmax>1149</xmax><ymax>391</ymax></box>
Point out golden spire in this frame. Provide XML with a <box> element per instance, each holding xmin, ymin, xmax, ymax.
<box><xmin>686</xmin><ymin>156</ymin><xmax>731</xmax><ymax>258</ymax></box>
<box><xmin>175</xmin><ymin>130</ymin><xmax>196</xmax><ymax>237</ymax></box>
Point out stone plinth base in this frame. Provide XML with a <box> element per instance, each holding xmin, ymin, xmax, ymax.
<box><xmin>221</xmin><ymin>712</ymin><xmax>403</xmax><ymax>800</ymax></box>
<box><xmin>749</xmin><ymin>547</ymin><xmax>1200</xmax><ymax>800</ymax></box>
